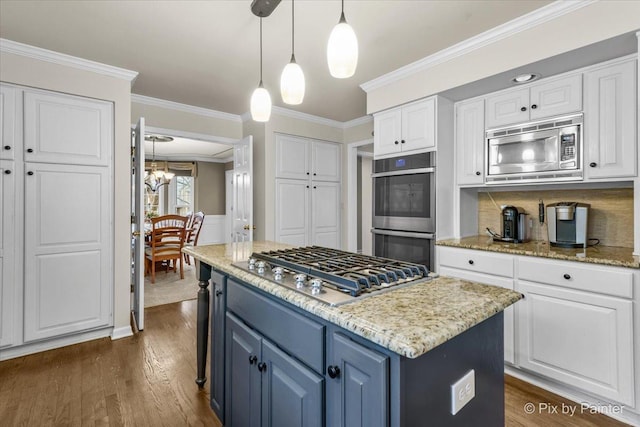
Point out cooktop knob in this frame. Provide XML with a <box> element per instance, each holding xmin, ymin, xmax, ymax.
<box><xmin>294</xmin><ymin>274</ymin><xmax>307</xmax><ymax>288</ymax></box>
<box><xmin>256</xmin><ymin>261</ymin><xmax>267</xmax><ymax>274</ymax></box>
<box><xmin>272</xmin><ymin>267</ymin><xmax>284</xmax><ymax>281</ymax></box>
<box><xmin>310</xmin><ymin>279</ymin><xmax>323</xmax><ymax>295</ymax></box>
<box><xmin>248</xmin><ymin>258</ymin><xmax>256</xmax><ymax>269</ymax></box>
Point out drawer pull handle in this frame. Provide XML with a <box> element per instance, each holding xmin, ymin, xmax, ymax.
<box><xmin>257</xmin><ymin>362</ymin><xmax>267</xmax><ymax>372</ymax></box>
<box><xmin>249</xmin><ymin>355</ymin><xmax>257</xmax><ymax>365</ymax></box>
<box><xmin>589</xmin><ymin>162</ymin><xmax>597</xmax><ymax>168</ymax></box>
<box><xmin>563</xmin><ymin>273</ymin><xmax>571</xmax><ymax>280</ymax></box>
<box><xmin>468</xmin><ymin>260</ymin><xmax>474</xmax><ymax>265</ymax></box>
<box><xmin>3</xmin><ymin>145</ymin><xmax>10</xmax><ymax>150</ymax></box>
<box><xmin>27</xmin><ymin>148</ymin><xmax>34</xmax><ymax>153</ymax></box>
<box><xmin>327</xmin><ymin>365</ymin><xmax>341</xmax><ymax>379</ymax></box>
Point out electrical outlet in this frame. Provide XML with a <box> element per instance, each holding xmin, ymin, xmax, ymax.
<box><xmin>450</xmin><ymin>369</ymin><xmax>475</xmax><ymax>415</ymax></box>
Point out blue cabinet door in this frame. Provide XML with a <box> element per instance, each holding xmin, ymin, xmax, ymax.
<box><xmin>226</xmin><ymin>313</ymin><xmax>262</xmax><ymax>427</ymax></box>
<box><xmin>261</xmin><ymin>340</ymin><xmax>324</xmax><ymax>427</ymax></box>
<box><xmin>210</xmin><ymin>271</ymin><xmax>226</xmax><ymax>422</ymax></box>
<box><xmin>327</xmin><ymin>333</ymin><xmax>389</xmax><ymax>427</ymax></box>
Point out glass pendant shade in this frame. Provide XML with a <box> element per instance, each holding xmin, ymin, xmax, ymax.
<box><xmin>251</xmin><ymin>84</ymin><xmax>272</xmax><ymax>122</ymax></box>
<box><xmin>327</xmin><ymin>14</ymin><xmax>358</xmax><ymax>78</ymax></box>
<box><xmin>281</xmin><ymin>56</ymin><xmax>305</xmax><ymax>105</ymax></box>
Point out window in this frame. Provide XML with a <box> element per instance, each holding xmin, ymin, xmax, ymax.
<box><xmin>170</xmin><ymin>176</ymin><xmax>194</xmax><ymax>216</ymax></box>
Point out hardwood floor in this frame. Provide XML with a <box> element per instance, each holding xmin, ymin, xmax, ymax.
<box><xmin>0</xmin><ymin>300</ymin><xmax>630</xmax><ymax>426</ymax></box>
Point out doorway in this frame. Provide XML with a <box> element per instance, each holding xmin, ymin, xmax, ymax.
<box><xmin>346</xmin><ymin>139</ymin><xmax>374</xmax><ymax>254</ymax></box>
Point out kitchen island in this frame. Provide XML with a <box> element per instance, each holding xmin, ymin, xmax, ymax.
<box><xmin>184</xmin><ymin>241</ymin><xmax>523</xmax><ymax>427</ymax></box>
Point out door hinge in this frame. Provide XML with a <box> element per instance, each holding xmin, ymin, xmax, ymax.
<box><xmin>131</xmin><ymin>214</ymin><xmax>136</xmax><ymax>224</ymax></box>
<box><xmin>131</xmin><ymin>284</ymin><xmax>134</xmax><ymax>293</ymax></box>
<box><xmin>131</xmin><ymin>147</ymin><xmax>135</xmax><ymax>157</ymax></box>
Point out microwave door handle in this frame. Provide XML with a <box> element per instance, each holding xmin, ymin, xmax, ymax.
<box><xmin>371</xmin><ymin>167</ymin><xmax>435</xmax><ymax>178</ymax></box>
<box><xmin>371</xmin><ymin>229</ymin><xmax>435</xmax><ymax>239</ymax></box>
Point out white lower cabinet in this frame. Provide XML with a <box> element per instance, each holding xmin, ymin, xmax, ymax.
<box><xmin>437</xmin><ymin>246</ymin><xmax>515</xmax><ymax>363</ymax></box>
<box><xmin>0</xmin><ymin>160</ymin><xmax>16</xmax><ymax>348</ymax></box>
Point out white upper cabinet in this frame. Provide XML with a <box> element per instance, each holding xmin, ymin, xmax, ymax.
<box><xmin>23</xmin><ymin>89</ymin><xmax>113</xmax><ymax>166</ymax></box>
<box><xmin>0</xmin><ymin>85</ymin><xmax>17</xmax><ymax>161</ymax></box>
<box><xmin>276</xmin><ymin>135</ymin><xmax>340</xmax><ymax>182</ymax></box>
<box><xmin>584</xmin><ymin>58</ymin><xmax>637</xmax><ymax>180</ymax></box>
<box><xmin>485</xmin><ymin>74</ymin><xmax>582</xmax><ymax>129</ymax></box>
<box><xmin>455</xmin><ymin>99</ymin><xmax>485</xmax><ymax>185</ymax></box>
<box><xmin>374</xmin><ymin>97</ymin><xmax>436</xmax><ymax>158</ymax></box>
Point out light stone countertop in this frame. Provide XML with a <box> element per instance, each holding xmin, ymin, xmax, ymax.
<box><xmin>183</xmin><ymin>241</ymin><xmax>523</xmax><ymax>359</ymax></box>
<box><xmin>437</xmin><ymin>236</ymin><xmax>640</xmax><ymax>269</ymax></box>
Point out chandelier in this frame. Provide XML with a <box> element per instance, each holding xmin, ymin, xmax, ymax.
<box><xmin>145</xmin><ymin>135</ymin><xmax>175</xmax><ymax>192</ymax></box>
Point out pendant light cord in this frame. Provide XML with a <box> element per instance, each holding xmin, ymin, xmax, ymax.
<box><xmin>291</xmin><ymin>0</ymin><xmax>295</xmax><ymax>57</ymax></box>
<box><xmin>259</xmin><ymin>17</ymin><xmax>263</xmax><ymax>85</ymax></box>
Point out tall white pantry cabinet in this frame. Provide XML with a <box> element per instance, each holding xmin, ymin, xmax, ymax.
<box><xmin>0</xmin><ymin>83</ymin><xmax>113</xmax><ymax>357</ymax></box>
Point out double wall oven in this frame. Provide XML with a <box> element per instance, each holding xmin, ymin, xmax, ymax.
<box><xmin>372</xmin><ymin>152</ymin><xmax>435</xmax><ymax>270</ymax></box>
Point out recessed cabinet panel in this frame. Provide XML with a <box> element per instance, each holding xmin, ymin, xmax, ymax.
<box><xmin>275</xmin><ymin>179</ymin><xmax>309</xmax><ymax>247</ymax></box>
<box><xmin>311</xmin><ymin>141</ymin><xmax>340</xmax><ymax>182</ymax></box>
<box><xmin>402</xmin><ymin>97</ymin><xmax>435</xmax><ymax>151</ymax></box>
<box><xmin>0</xmin><ymin>160</ymin><xmax>15</xmax><ymax>348</ymax></box>
<box><xmin>584</xmin><ymin>59</ymin><xmax>637</xmax><ymax>179</ymax></box>
<box><xmin>24</xmin><ymin>163</ymin><xmax>111</xmax><ymax>342</ymax></box>
<box><xmin>373</xmin><ymin>109</ymin><xmax>402</xmax><ymax>157</ymax></box>
<box><xmin>529</xmin><ymin>74</ymin><xmax>582</xmax><ymax>121</ymax></box>
<box><xmin>311</xmin><ymin>182</ymin><xmax>340</xmax><ymax>249</ymax></box>
<box><xmin>0</xmin><ymin>85</ymin><xmax>17</xmax><ymax>161</ymax></box>
<box><xmin>275</xmin><ymin>135</ymin><xmax>310</xmax><ymax>180</ymax></box>
<box><xmin>455</xmin><ymin>99</ymin><xmax>485</xmax><ymax>185</ymax></box>
<box><xmin>518</xmin><ymin>281</ymin><xmax>634</xmax><ymax>406</ymax></box>
<box><xmin>485</xmin><ymin>88</ymin><xmax>529</xmax><ymax>129</ymax></box>
<box><xmin>24</xmin><ymin>90</ymin><xmax>112</xmax><ymax>166</ymax></box>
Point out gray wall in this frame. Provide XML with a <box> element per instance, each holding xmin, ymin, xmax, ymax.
<box><xmin>195</xmin><ymin>161</ymin><xmax>227</xmax><ymax>215</ymax></box>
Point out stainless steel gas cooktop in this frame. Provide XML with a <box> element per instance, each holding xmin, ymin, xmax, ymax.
<box><xmin>232</xmin><ymin>246</ymin><xmax>432</xmax><ymax>306</ymax></box>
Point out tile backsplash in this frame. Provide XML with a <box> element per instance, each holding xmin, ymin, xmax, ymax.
<box><xmin>477</xmin><ymin>188</ymin><xmax>634</xmax><ymax>248</ymax></box>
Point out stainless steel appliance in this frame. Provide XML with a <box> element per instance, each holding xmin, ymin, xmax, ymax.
<box><xmin>547</xmin><ymin>202</ymin><xmax>589</xmax><ymax>248</ymax></box>
<box><xmin>486</xmin><ymin>114</ymin><xmax>583</xmax><ymax>184</ymax></box>
<box><xmin>498</xmin><ymin>206</ymin><xmax>531</xmax><ymax>243</ymax></box>
<box><xmin>232</xmin><ymin>246</ymin><xmax>431</xmax><ymax>306</ymax></box>
<box><xmin>372</xmin><ymin>152</ymin><xmax>435</xmax><ymax>269</ymax></box>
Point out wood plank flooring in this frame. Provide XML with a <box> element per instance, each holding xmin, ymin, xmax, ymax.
<box><xmin>0</xmin><ymin>300</ymin><xmax>630</xmax><ymax>426</ymax></box>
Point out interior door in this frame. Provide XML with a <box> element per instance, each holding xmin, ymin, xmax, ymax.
<box><xmin>132</xmin><ymin>118</ymin><xmax>145</xmax><ymax>330</ymax></box>
<box><xmin>233</xmin><ymin>136</ymin><xmax>253</xmax><ymax>242</ymax></box>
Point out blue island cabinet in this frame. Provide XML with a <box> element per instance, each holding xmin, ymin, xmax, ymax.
<box><xmin>199</xmin><ymin>269</ymin><xmax>505</xmax><ymax>427</ymax></box>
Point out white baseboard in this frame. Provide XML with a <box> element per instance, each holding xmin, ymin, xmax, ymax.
<box><xmin>111</xmin><ymin>326</ymin><xmax>133</xmax><ymax>340</ymax></box>
<box><xmin>198</xmin><ymin>215</ymin><xmax>226</xmax><ymax>245</ymax></box>
<box><xmin>0</xmin><ymin>327</ymin><xmax>112</xmax><ymax>361</ymax></box>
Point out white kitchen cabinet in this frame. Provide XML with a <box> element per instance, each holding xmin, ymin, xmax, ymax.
<box><xmin>275</xmin><ymin>134</ymin><xmax>341</xmax><ymax>249</ymax></box>
<box><xmin>0</xmin><ymin>160</ymin><xmax>16</xmax><ymax>348</ymax></box>
<box><xmin>516</xmin><ymin>256</ymin><xmax>635</xmax><ymax>406</ymax></box>
<box><xmin>436</xmin><ymin>246</ymin><xmax>516</xmax><ymax>364</ymax></box>
<box><xmin>455</xmin><ymin>98</ymin><xmax>485</xmax><ymax>185</ymax></box>
<box><xmin>584</xmin><ymin>58</ymin><xmax>637</xmax><ymax>179</ymax></box>
<box><xmin>374</xmin><ymin>97</ymin><xmax>435</xmax><ymax>158</ymax></box>
<box><xmin>275</xmin><ymin>134</ymin><xmax>341</xmax><ymax>182</ymax></box>
<box><xmin>0</xmin><ymin>85</ymin><xmax>17</xmax><ymax>161</ymax></box>
<box><xmin>0</xmin><ymin>83</ymin><xmax>113</xmax><ymax>357</ymax></box>
<box><xmin>275</xmin><ymin>179</ymin><xmax>340</xmax><ymax>249</ymax></box>
<box><xmin>485</xmin><ymin>74</ymin><xmax>582</xmax><ymax>128</ymax></box>
<box><xmin>23</xmin><ymin>89</ymin><xmax>113</xmax><ymax>166</ymax></box>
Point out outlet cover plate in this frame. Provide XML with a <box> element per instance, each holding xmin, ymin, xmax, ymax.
<box><xmin>451</xmin><ymin>369</ymin><xmax>475</xmax><ymax>415</ymax></box>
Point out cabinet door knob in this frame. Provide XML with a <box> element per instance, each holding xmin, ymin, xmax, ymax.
<box><xmin>475</xmin><ymin>171</ymin><xmax>481</xmax><ymax>176</ymax></box>
<box><xmin>563</xmin><ymin>273</ymin><xmax>571</xmax><ymax>280</ymax></box>
<box><xmin>313</xmin><ymin>173</ymin><xmax>316</xmax><ymax>176</ymax></box>
<box><xmin>27</xmin><ymin>148</ymin><xmax>34</xmax><ymax>153</ymax></box>
<box><xmin>4</xmin><ymin>170</ymin><xmax>11</xmax><ymax>175</ymax></box>
<box><xmin>313</xmin><ymin>186</ymin><xmax>317</xmax><ymax>189</ymax></box>
<box><xmin>27</xmin><ymin>171</ymin><xmax>34</xmax><ymax>176</ymax></box>
<box><xmin>327</xmin><ymin>365</ymin><xmax>341</xmax><ymax>379</ymax></box>
<box><xmin>531</xmin><ymin>104</ymin><xmax>538</xmax><ymax>109</ymax></box>
<box><xmin>3</xmin><ymin>145</ymin><xmax>10</xmax><ymax>150</ymax></box>
<box><xmin>306</xmin><ymin>185</ymin><xmax>309</xmax><ymax>188</ymax></box>
<box><xmin>589</xmin><ymin>162</ymin><xmax>597</xmax><ymax>168</ymax></box>
<box><xmin>520</xmin><ymin>107</ymin><xmax>527</xmax><ymax>112</ymax></box>
<box><xmin>394</xmin><ymin>140</ymin><xmax>399</xmax><ymax>145</ymax></box>
<box><xmin>215</xmin><ymin>289</ymin><xmax>223</xmax><ymax>297</ymax></box>
<box><xmin>257</xmin><ymin>362</ymin><xmax>267</xmax><ymax>372</ymax></box>
<box><xmin>468</xmin><ymin>260</ymin><xmax>474</xmax><ymax>265</ymax></box>
<box><xmin>306</xmin><ymin>172</ymin><xmax>309</xmax><ymax>175</ymax></box>
<box><xmin>249</xmin><ymin>355</ymin><xmax>257</xmax><ymax>365</ymax></box>
<box><xmin>401</xmin><ymin>139</ymin><xmax>405</xmax><ymax>144</ymax></box>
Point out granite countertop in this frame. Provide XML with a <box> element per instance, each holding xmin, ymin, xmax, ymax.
<box><xmin>437</xmin><ymin>235</ymin><xmax>640</xmax><ymax>269</ymax></box>
<box><xmin>183</xmin><ymin>242</ymin><xmax>523</xmax><ymax>359</ymax></box>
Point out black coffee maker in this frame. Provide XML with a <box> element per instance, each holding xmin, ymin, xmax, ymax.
<box><xmin>500</xmin><ymin>206</ymin><xmax>531</xmax><ymax>243</ymax></box>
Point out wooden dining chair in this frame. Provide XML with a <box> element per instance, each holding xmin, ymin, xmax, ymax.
<box><xmin>184</xmin><ymin>211</ymin><xmax>205</xmax><ymax>265</ymax></box>
<box><xmin>145</xmin><ymin>214</ymin><xmax>188</xmax><ymax>284</ymax></box>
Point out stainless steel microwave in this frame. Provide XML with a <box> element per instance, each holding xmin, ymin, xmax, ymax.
<box><xmin>485</xmin><ymin>114</ymin><xmax>583</xmax><ymax>184</ymax></box>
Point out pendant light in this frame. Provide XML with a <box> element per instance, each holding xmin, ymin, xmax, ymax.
<box><xmin>280</xmin><ymin>0</ymin><xmax>305</xmax><ymax>104</ymax></box>
<box><xmin>327</xmin><ymin>0</ymin><xmax>358</xmax><ymax>78</ymax></box>
<box><xmin>251</xmin><ymin>17</ymin><xmax>272</xmax><ymax>122</ymax></box>
<box><xmin>144</xmin><ymin>135</ymin><xmax>175</xmax><ymax>192</ymax></box>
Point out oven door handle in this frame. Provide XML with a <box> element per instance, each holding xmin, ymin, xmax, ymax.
<box><xmin>371</xmin><ymin>229</ymin><xmax>435</xmax><ymax>239</ymax></box>
<box><xmin>371</xmin><ymin>167</ymin><xmax>434</xmax><ymax>178</ymax></box>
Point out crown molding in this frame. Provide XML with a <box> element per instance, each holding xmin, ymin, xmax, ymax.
<box><xmin>360</xmin><ymin>0</ymin><xmax>597</xmax><ymax>93</ymax></box>
<box><xmin>342</xmin><ymin>115</ymin><xmax>373</xmax><ymax>129</ymax></box>
<box><xmin>0</xmin><ymin>38</ymin><xmax>138</xmax><ymax>84</ymax></box>
<box><xmin>131</xmin><ymin>94</ymin><xmax>242</xmax><ymax>123</ymax></box>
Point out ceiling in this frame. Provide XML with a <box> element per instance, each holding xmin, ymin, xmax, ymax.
<box><xmin>145</xmin><ymin>136</ymin><xmax>233</xmax><ymax>162</ymax></box>
<box><xmin>0</xmin><ymin>0</ymin><xmax>554</xmax><ymax>123</ymax></box>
